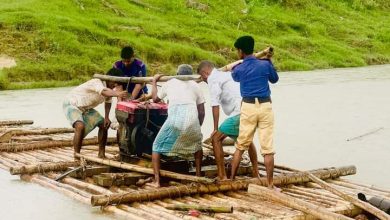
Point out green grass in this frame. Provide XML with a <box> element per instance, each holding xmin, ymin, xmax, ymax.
<box><xmin>0</xmin><ymin>0</ymin><xmax>389</xmax><ymax>90</ymax></box>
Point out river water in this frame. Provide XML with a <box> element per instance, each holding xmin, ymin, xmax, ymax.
<box><xmin>0</xmin><ymin>65</ymin><xmax>389</xmax><ymax>219</ymax></box>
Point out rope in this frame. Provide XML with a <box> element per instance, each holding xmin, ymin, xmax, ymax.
<box><xmin>125</xmin><ymin>76</ymin><xmax>134</xmax><ymax>95</ymax></box>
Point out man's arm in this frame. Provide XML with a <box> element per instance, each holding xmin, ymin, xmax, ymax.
<box><xmin>268</xmin><ymin>63</ymin><xmax>279</xmax><ymax>84</ymax></box>
<box><xmin>197</xmin><ymin>103</ymin><xmax>205</xmax><ymax>126</ymax></box>
<box><xmin>212</xmin><ymin>106</ymin><xmax>220</xmax><ymax>131</ymax></box>
<box><xmin>104</xmin><ymin>102</ymin><xmax>112</xmax><ymax>129</ymax></box>
<box><xmin>152</xmin><ymin>74</ymin><xmax>162</xmax><ymax>103</ymax></box>
<box><xmin>131</xmin><ymin>65</ymin><xmax>147</xmax><ymax>99</ymax></box>
<box><xmin>101</xmin><ymin>88</ymin><xmax>127</xmax><ymax>98</ymax></box>
<box><xmin>131</xmin><ymin>84</ymin><xmax>143</xmax><ymax>99</ymax></box>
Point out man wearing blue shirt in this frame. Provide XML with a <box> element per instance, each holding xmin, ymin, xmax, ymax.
<box><xmin>113</xmin><ymin>46</ymin><xmax>148</xmax><ymax>99</ymax></box>
<box><xmin>230</xmin><ymin>36</ymin><xmax>279</xmax><ymax>189</ymax></box>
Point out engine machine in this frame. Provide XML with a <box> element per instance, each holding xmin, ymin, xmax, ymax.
<box><xmin>116</xmin><ymin>101</ymin><xmax>168</xmax><ymax>159</ymax></box>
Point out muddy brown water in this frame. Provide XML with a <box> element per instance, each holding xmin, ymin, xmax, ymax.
<box><xmin>0</xmin><ymin>65</ymin><xmax>389</xmax><ymax>219</ymax></box>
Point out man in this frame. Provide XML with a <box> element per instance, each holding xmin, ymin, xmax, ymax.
<box><xmin>197</xmin><ymin>61</ymin><xmax>260</xmax><ymax>180</ymax></box>
<box><xmin>63</xmin><ymin>68</ymin><xmax>127</xmax><ymax>158</ymax></box>
<box><xmin>113</xmin><ymin>46</ymin><xmax>148</xmax><ymax>99</ymax></box>
<box><xmin>229</xmin><ymin>36</ymin><xmax>279</xmax><ymax>189</ymax></box>
<box><xmin>151</xmin><ymin>64</ymin><xmax>205</xmax><ymax>187</ymax></box>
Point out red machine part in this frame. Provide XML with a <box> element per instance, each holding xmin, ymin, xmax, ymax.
<box><xmin>116</xmin><ymin>101</ymin><xmax>168</xmax><ymax>123</ymax></box>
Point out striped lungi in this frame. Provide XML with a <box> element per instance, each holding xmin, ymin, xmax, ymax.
<box><xmin>152</xmin><ymin>104</ymin><xmax>203</xmax><ymax>160</ymax></box>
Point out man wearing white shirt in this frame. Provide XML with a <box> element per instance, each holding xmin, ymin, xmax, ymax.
<box><xmin>197</xmin><ymin>61</ymin><xmax>259</xmax><ymax>180</ymax></box>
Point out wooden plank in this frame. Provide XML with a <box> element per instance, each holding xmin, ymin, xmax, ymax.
<box><xmin>68</xmin><ymin>166</ymin><xmax>111</xmax><ymax>179</ymax></box>
<box><xmin>94</xmin><ymin>172</ymin><xmax>148</xmax><ymax>187</ymax></box>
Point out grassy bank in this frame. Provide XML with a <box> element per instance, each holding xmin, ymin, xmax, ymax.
<box><xmin>0</xmin><ymin>0</ymin><xmax>389</xmax><ymax>90</ymax></box>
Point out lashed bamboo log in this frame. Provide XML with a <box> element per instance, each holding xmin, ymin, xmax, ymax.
<box><xmin>248</xmin><ymin>184</ymin><xmax>352</xmax><ymax>220</ymax></box>
<box><xmin>202</xmin><ymin>141</ymin><xmax>298</xmax><ymax>172</ymax></box>
<box><xmin>166</xmin><ymin>204</ymin><xmax>233</xmax><ymax>213</ymax></box>
<box><xmin>0</xmin><ymin>120</ymin><xmax>33</xmax><ymax>126</ymax></box>
<box><xmin>11</xmin><ymin>136</ymin><xmax>53</xmax><ymax>142</ymax></box>
<box><xmin>0</xmin><ymin>137</ymin><xmax>117</xmax><ymax>152</ymax></box>
<box><xmin>93</xmin><ymin>74</ymin><xmax>202</xmax><ymax>83</ymax></box>
<box><xmin>75</xmin><ymin>153</ymin><xmax>214</xmax><ymax>184</ymax></box>
<box><xmin>90</xmin><ymin>165</ymin><xmax>356</xmax><ymax>206</ymax></box>
<box><xmin>10</xmin><ymin>161</ymin><xmax>80</xmax><ymax>175</ymax></box>
<box><xmin>0</xmin><ymin>128</ymin><xmax>74</xmax><ymax>142</ymax></box>
<box><xmin>305</xmin><ymin>172</ymin><xmax>390</xmax><ymax>220</ymax></box>
<box><xmin>19</xmin><ymin>174</ymin><xmax>148</xmax><ymax>220</ymax></box>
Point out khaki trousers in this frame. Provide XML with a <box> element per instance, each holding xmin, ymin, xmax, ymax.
<box><xmin>236</xmin><ymin>100</ymin><xmax>275</xmax><ymax>155</ymax></box>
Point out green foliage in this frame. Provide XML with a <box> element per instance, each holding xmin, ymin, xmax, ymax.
<box><xmin>0</xmin><ymin>70</ymin><xmax>10</xmax><ymax>90</ymax></box>
<box><xmin>0</xmin><ymin>0</ymin><xmax>389</xmax><ymax>90</ymax></box>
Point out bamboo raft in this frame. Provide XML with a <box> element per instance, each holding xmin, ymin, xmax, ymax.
<box><xmin>1</xmin><ymin>120</ymin><xmax>389</xmax><ymax>220</ymax></box>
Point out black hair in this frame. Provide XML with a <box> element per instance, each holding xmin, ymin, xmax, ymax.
<box><xmin>121</xmin><ymin>46</ymin><xmax>134</xmax><ymax>59</ymax></box>
<box><xmin>106</xmin><ymin>68</ymin><xmax>123</xmax><ymax>77</ymax></box>
<box><xmin>197</xmin><ymin>60</ymin><xmax>214</xmax><ymax>74</ymax></box>
<box><xmin>234</xmin><ymin>36</ymin><xmax>254</xmax><ymax>54</ymax></box>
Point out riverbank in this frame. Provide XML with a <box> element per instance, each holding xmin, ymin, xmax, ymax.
<box><xmin>0</xmin><ymin>0</ymin><xmax>389</xmax><ymax>90</ymax></box>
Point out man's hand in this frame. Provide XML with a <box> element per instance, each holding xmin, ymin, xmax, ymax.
<box><xmin>210</xmin><ymin>130</ymin><xmax>218</xmax><ymax>138</ymax></box>
<box><xmin>103</xmin><ymin>117</ymin><xmax>111</xmax><ymax>129</ymax></box>
<box><xmin>116</xmin><ymin>91</ymin><xmax>128</xmax><ymax>99</ymax></box>
<box><xmin>152</xmin><ymin>74</ymin><xmax>164</xmax><ymax>83</ymax></box>
<box><xmin>255</xmin><ymin>46</ymin><xmax>274</xmax><ymax>60</ymax></box>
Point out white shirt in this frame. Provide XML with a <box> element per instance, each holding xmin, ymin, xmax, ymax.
<box><xmin>66</xmin><ymin>79</ymin><xmax>112</xmax><ymax>112</ymax></box>
<box><xmin>158</xmin><ymin>79</ymin><xmax>205</xmax><ymax>106</ymax></box>
<box><xmin>207</xmin><ymin>68</ymin><xmax>241</xmax><ymax>117</ymax></box>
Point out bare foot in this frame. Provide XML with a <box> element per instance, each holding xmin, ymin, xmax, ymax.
<box><xmin>146</xmin><ymin>181</ymin><xmax>160</xmax><ymax>188</ymax></box>
<box><xmin>215</xmin><ymin>177</ymin><xmax>230</xmax><ymax>184</ymax></box>
<box><xmin>252</xmin><ymin>172</ymin><xmax>261</xmax><ymax>179</ymax></box>
<box><xmin>268</xmin><ymin>185</ymin><xmax>282</xmax><ymax>192</ymax></box>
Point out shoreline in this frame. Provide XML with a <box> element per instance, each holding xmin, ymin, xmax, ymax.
<box><xmin>1</xmin><ymin>64</ymin><xmax>389</xmax><ymax>91</ymax></box>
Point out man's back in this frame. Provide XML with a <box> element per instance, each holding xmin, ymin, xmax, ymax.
<box><xmin>67</xmin><ymin>79</ymin><xmax>110</xmax><ymax>111</ymax></box>
<box><xmin>158</xmin><ymin>79</ymin><xmax>205</xmax><ymax>106</ymax></box>
<box><xmin>208</xmin><ymin>68</ymin><xmax>241</xmax><ymax>117</ymax></box>
<box><xmin>232</xmin><ymin>56</ymin><xmax>278</xmax><ymax>98</ymax></box>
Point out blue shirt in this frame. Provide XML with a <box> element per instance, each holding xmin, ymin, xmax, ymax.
<box><xmin>114</xmin><ymin>59</ymin><xmax>148</xmax><ymax>97</ymax></box>
<box><xmin>231</xmin><ymin>56</ymin><xmax>278</xmax><ymax>98</ymax></box>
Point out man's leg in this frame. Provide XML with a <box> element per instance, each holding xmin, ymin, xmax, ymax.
<box><xmin>98</xmin><ymin>123</ymin><xmax>108</xmax><ymax>158</ymax></box>
<box><xmin>152</xmin><ymin>152</ymin><xmax>161</xmax><ymax>187</ymax></box>
<box><xmin>231</xmin><ymin>102</ymin><xmax>257</xmax><ymax>180</ymax></box>
<box><xmin>230</xmin><ymin>149</ymin><xmax>245</xmax><ymax>179</ymax></box>
<box><xmin>258</xmin><ymin>102</ymin><xmax>275</xmax><ymax>188</ymax></box>
<box><xmin>248</xmin><ymin>142</ymin><xmax>260</xmax><ymax>178</ymax></box>
<box><xmin>194</xmin><ymin>149</ymin><xmax>203</xmax><ymax>177</ymax></box>
<box><xmin>73</xmin><ymin>121</ymin><xmax>85</xmax><ymax>156</ymax></box>
<box><xmin>211</xmin><ymin>131</ymin><xmax>227</xmax><ymax>180</ymax></box>
<box><xmin>264</xmin><ymin>153</ymin><xmax>275</xmax><ymax>187</ymax></box>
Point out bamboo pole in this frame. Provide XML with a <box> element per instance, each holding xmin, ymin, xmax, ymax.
<box><xmin>338</xmin><ymin>179</ymin><xmax>390</xmax><ymax>194</ymax></box>
<box><xmin>0</xmin><ymin>120</ymin><xmax>33</xmax><ymax>126</ymax></box>
<box><xmin>90</xmin><ymin>165</ymin><xmax>356</xmax><ymax>206</ymax></box>
<box><xmin>0</xmin><ymin>137</ymin><xmax>117</xmax><ymax>152</ymax></box>
<box><xmin>0</xmin><ymin>128</ymin><xmax>74</xmax><ymax>142</ymax></box>
<box><xmin>305</xmin><ymin>172</ymin><xmax>390</xmax><ymax>220</ymax></box>
<box><xmin>10</xmin><ymin>161</ymin><xmax>80</xmax><ymax>175</ymax></box>
<box><xmin>218</xmin><ymin>47</ymin><xmax>273</xmax><ymax>72</ymax></box>
<box><xmin>165</xmin><ymin>204</ymin><xmax>233</xmax><ymax>213</ymax></box>
<box><xmin>93</xmin><ymin>74</ymin><xmax>202</xmax><ymax>83</ymax></box>
<box><xmin>75</xmin><ymin>153</ymin><xmax>214</xmax><ymax>184</ymax></box>
<box><xmin>248</xmin><ymin>184</ymin><xmax>352</xmax><ymax>220</ymax></box>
